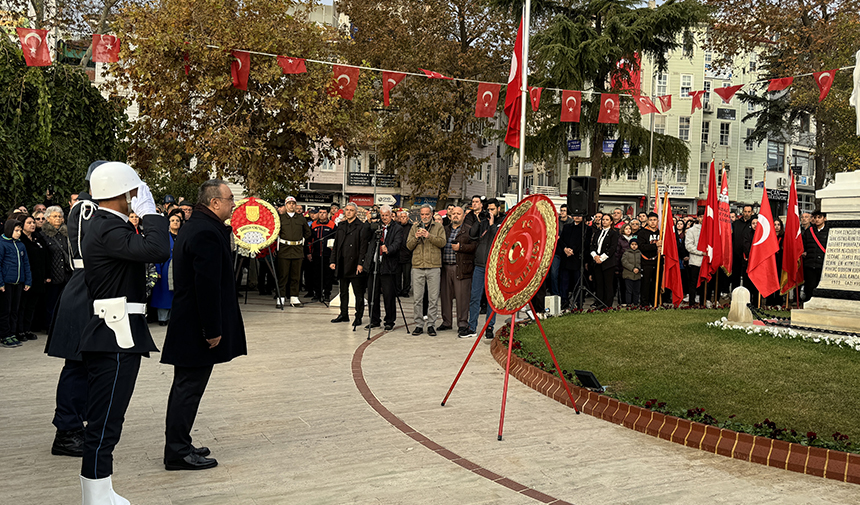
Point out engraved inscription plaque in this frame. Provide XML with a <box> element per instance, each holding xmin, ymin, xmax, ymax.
<box><xmin>817</xmin><ymin>222</ymin><xmax>860</xmax><ymax>296</ymax></box>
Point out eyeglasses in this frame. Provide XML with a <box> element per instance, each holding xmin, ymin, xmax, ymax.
<box><xmin>213</xmin><ymin>196</ymin><xmax>235</xmax><ymax>203</ymax></box>
<box><xmin>35</xmin><ymin>217</ymin><xmax>46</xmax><ymax>221</ymax></box>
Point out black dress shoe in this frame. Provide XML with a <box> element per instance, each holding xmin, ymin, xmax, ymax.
<box><xmin>51</xmin><ymin>428</ymin><xmax>84</xmax><ymax>457</ymax></box>
<box><xmin>353</xmin><ymin>317</ymin><xmax>363</xmax><ymax>327</ymax></box>
<box><xmin>436</xmin><ymin>325</ymin><xmax>452</xmax><ymax>331</ymax></box>
<box><xmin>383</xmin><ymin>323</ymin><xmax>394</xmax><ymax>331</ymax></box>
<box><xmin>427</xmin><ymin>326</ymin><xmax>437</xmax><ymax>336</ymax></box>
<box><xmin>364</xmin><ymin>322</ymin><xmax>381</xmax><ymax>329</ymax></box>
<box><xmin>192</xmin><ymin>445</ymin><xmax>210</xmax><ymax>457</ymax></box>
<box><xmin>165</xmin><ymin>453</ymin><xmax>218</xmax><ymax>471</ymax></box>
<box><xmin>331</xmin><ymin>315</ymin><xmax>350</xmax><ymax>323</ymax></box>
<box><xmin>411</xmin><ymin>327</ymin><xmax>423</xmax><ymax>336</ymax></box>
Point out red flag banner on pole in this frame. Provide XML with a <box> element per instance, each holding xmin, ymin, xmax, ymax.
<box><xmin>231</xmin><ymin>50</ymin><xmax>250</xmax><ymax>90</ymax></box>
<box><xmin>718</xmin><ymin>168</ymin><xmax>733</xmax><ymax>276</ymax></box>
<box><xmin>420</xmin><ymin>68</ymin><xmax>453</xmax><ymax>80</ymax></box>
<box><xmin>814</xmin><ymin>69</ymin><xmax>837</xmax><ymax>102</ymax></box>
<box><xmin>277</xmin><ymin>56</ymin><xmax>307</xmax><ymax>75</ymax></box>
<box><xmin>690</xmin><ymin>90</ymin><xmax>706</xmax><ymax>113</ymax></box>
<box><xmin>528</xmin><ymin>86</ymin><xmax>542</xmax><ymax>112</ymax></box>
<box><xmin>17</xmin><ymin>28</ymin><xmax>51</xmax><ymax>66</ymax></box>
<box><xmin>382</xmin><ymin>71</ymin><xmax>406</xmax><ymax>106</ymax></box>
<box><xmin>633</xmin><ymin>95</ymin><xmax>659</xmax><ymax>115</ymax></box>
<box><xmin>768</xmin><ymin>77</ymin><xmax>794</xmax><ymax>92</ymax></box>
<box><xmin>597</xmin><ymin>93</ymin><xmax>620</xmax><ymax>124</ymax></box>
<box><xmin>713</xmin><ymin>84</ymin><xmax>743</xmax><ymax>104</ymax></box>
<box><xmin>560</xmin><ymin>90</ymin><xmax>581</xmax><ymax>122</ymax></box>
<box><xmin>92</xmin><ymin>34</ymin><xmax>120</xmax><ymax>63</ymax></box>
<box><xmin>748</xmin><ymin>187</ymin><xmax>781</xmax><ymax>297</ymax></box>
<box><xmin>781</xmin><ymin>175</ymin><xmax>805</xmax><ymax>294</ymax></box>
<box><xmin>658</xmin><ymin>95</ymin><xmax>672</xmax><ymax>113</ymax></box>
<box><xmin>504</xmin><ymin>18</ymin><xmax>524</xmax><ymax>148</ymax></box>
<box><xmin>696</xmin><ymin>159</ymin><xmax>720</xmax><ymax>286</ymax></box>
<box><xmin>661</xmin><ymin>193</ymin><xmax>684</xmax><ymax>306</ymax></box>
<box><xmin>475</xmin><ymin>83</ymin><xmax>501</xmax><ymax>118</ymax></box>
<box><xmin>330</xmin><ymin>65</ymin><xmax>359</xmax><ymax>100</ymax></box>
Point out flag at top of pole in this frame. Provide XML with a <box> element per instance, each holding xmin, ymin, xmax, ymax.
<box><xmin>504</xmin><ymin>18</ymin><xmax>524</xmax><ymax>149</ymax></box>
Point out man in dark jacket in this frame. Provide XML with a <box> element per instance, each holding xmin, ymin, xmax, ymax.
<box><xmin>330</xmin><ymin>203</ymin><xmax>371</xmax><ymax>326</ymax></box>
<box><xmin>635</xmin><ymin>212</ymin><xmax>661</xmax><ymax>306</ymax></box>
<box><xmin>396</xmin><ymin>211</ymin><xmax>413</xmax><ymax>297</ymax></box>
<box><xmin>560</xmin><ymin>215</ymin><xmax>591</xmax><ymax>309</ymax></box>
<box><xmin>78</xmin><ymin>162</ymin><xmax>170</xmax><ymax>503</ymax></box>
<box><xmin>466</xmin><ymin>198</ymin><xmax>503</xmax><ymax>339</ymax></box>
<box><xmin>161</xmin><ymin>179</ymin><xmax>246</xmax><ymax>471</ymax></box>
<box><xmin>277</xmin><ymin>196</ymin><xmax>312</xmax><ymax>307</ymax></box>
<box><xmin>732</xmin><ymin>204</ymin><xmax>754</xmax><ymax>290</ymax></box>
<box><xmin>439</xmin><ymin>207</ymin><xmax>476</xmax><ymax>337</ymax></box>
<box><xmin>306</xmin><ymin>208</ymin><xmax>337</xmax><ymax>302</ymax></box>
<box><xmin>363</xmin><ymin>205</ymin><xmax>403</xmax><ymax>330</ymax></box>
<box><xmin>802</xmin><ymin>210</ymin><xmax>829</xmax><ymax>301</ymax></box>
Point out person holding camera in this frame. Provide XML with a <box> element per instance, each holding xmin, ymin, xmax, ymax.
<box><xmin>465</xmin><ymin>198</ymin><xmax>504</xmax><ymax>339</ymax></box>
<box><xmin>463</xmin><ymin>195</ymin><xmax>485</xmax><ymax>228</ymax></box>
<box><xmin>363</xmin><ymin>206</ymin><xmax>402</xmax><ymax>330</ymax></box>
<box><xmin>406</xmin><ymin>204</ymin><xmax>446</xmax><ymax>336</ymax></box>
<box><xmin>330</xmin><ymin>203</ymin><xmax>371</xmax><ymax>326</ymax></box>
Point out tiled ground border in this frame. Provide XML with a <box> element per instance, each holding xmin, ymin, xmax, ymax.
<box><xmin>490</xmin><ymin>337</ymin><xmax>860</xmax><ymax>485</ymax></box>
<box><xmin>353</xmin><ymin>332</ymin><xmax>574</xmax><ymax>504</ymax></box>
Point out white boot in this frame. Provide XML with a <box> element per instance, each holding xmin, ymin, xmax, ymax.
<box><xmin>80</xmin><ymin>475</ymin><xmax>130</xmax><ymax>505</ymax></box>
<box><xmin>290</xmin><ymin>296</ymin><xmax>302</xmax><ymax>307</ymax></box>
<box><xmin>276</xmin><ymin>297</ymin><xmax>284</xmax><ymax>307</ymax></box>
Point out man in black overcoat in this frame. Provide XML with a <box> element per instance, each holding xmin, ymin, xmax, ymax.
<box><xmin>161</xmin><ymin>180</ymin><xmax>247</xmax><ymax>471</ymax></box>
<box><xmin>363</xmin><ymin>205</ymin><xmax>403</xmax><ymax>330</ymax></box>
<box><xmin>330</xmin><ymin>202</ymin><xmax>371</xmax><ymax>327</ymax></box>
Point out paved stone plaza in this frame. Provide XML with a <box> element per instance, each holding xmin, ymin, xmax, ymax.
<box><xmin>1</xmin><ymin>294</ymin><xmax>857</xmax><ymax>504</ymax></box>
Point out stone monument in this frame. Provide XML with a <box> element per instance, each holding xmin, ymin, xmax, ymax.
<box><xmin>791</xmin><ymin>171</ymin><xmax>860</xmax><ymax>333</ymax></box>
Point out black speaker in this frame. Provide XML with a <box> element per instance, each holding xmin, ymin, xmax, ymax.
<box><xmin>567</xmin><ymin>176</ymin><xmax>598</xmax><ymax>216</ymax></box>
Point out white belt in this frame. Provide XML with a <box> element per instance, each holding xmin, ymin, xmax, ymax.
<box><xmin>73</xmin><ymin>259</ymin><xmax>84</xmax><ymax>269</ymax></box>
<box><xmin>279</xmin><ymin>239</ymin><xmax>304</xmax><ymax>246</ymax></box>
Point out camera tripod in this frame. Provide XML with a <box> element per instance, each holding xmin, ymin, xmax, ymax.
<box><xmin>570</xmin><ymin>220</ymin><xmax>605</xmax><ymax>310</ymax></box>
<box><xmin>362</xmin><ymin>230</ymin><xmax>410</xmax><ymax>339</ymax></box>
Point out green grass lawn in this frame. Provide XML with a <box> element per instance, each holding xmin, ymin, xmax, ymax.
<box><xmin>510</xmin><ymin>309</ymin><xmax>860</xmax><ymax>446</ymax></box>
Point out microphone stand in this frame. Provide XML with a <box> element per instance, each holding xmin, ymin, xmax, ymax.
<box><xmin>365</xmin><ymin>230</ymin><xmax>410</xmax><ymax>339</ymax></box>
<box><xmin>571</xmin><ymin>220</ymin><xmax>603</xmax><ymax>310</ymax></box>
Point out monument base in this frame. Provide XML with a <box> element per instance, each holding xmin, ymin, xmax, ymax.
<box><xmin>791</xmin><ymin>298</ymin><xmax>860</xmax><ymax>334</ymax></box>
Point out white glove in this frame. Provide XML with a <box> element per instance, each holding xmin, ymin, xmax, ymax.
<box><xmin>131</xmin><ymin>183</ymin><xmax>157</xmax><ymax>217</ymax></box>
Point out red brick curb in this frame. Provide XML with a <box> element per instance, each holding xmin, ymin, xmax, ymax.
<box><xmin>490</xmin><ymin>336</ymin><xmax>860</xmax><ymax>484</ymax></box>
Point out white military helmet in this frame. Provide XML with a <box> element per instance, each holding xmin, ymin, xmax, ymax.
<box><xmin>89</xmin><ymin>162</ymin><xmax>143</xmax><ymax>200</ymax></box>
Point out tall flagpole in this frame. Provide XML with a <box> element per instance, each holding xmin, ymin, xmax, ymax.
<box><xmin>516</xmin><ymin>1</ymin><xmax>531</xmax><ymax>202</ymax></box>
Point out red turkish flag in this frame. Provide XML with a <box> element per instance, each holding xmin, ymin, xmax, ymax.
<box><xmin>560</xmin><ymin>90</ymin><xmax>581</xmax><ymax>122</ymax></box>
<box><xmin>330</xmin><ymin>65</ymin><xmax>360</xmax><ymax>100</ymax></box>
<box><xmin>690</xmin><ymin>90</ymin><xmax>706</xmax><ymax>113</ymax></box>
<box><xmin>91</xmin><ymin>34</ymin><xmax>120</xmax><ymax>63</ymax></box>
<box><xmin>528</xmin><ymin>86</ymin><xmax>542</xmax><ymax>112</ymax></box>
<box><xmin>420</xmin><ymin>68</ymin><xmax>453</xmax><ymax>80</ymax></box>
<box><xmin>17</xmin><ymin>28</ymin><xmax>51</xmax><ymax>66</ymax></box>
<box><xmin>597</xmin><ymin>93</ymin><xmax>620</xmax><ymax>124</ymax></box>
<box><xmin>475</xmin><ymin>83</ymin><xmax>500</xmax><ymax>118</ymax></box>
<box><xmin>277</xmin><ymin>56</ymin><xmax>306</xmax><ymax>74</ymax></box>
<box><xmin>768</xmin><ymin>77</ymin><xmax>794</xmax><ymax>92</ymax></box>
<box><xmin>780</xmin><ymin>175</ymin><xmax>804</xmax><ymax>294</ymax></box>
<box><xmin>747</xmin><ymin>187</ymin><xmax>780</xmax><ymax>297</ymax></box>
<box><xmin>231</xmin><ymin>50</ymin><xmax>250</xmax><ymax>90</ymax></box>
<box><xmin>633</xmin><ymin>95</ymin><xmax>659</xmax><ymax>115</ymax></box>
<box><xmin>504</xmin><ymin>18</ymin><xmax>524</xmax><ymax>149</ymax></box>
<box><xmin>814</xmin><ymin>69</ymin><xmax>837</xmax><ymax>102</ymax></box>
<box><xmin>718</xmin><ymin>169</ymin><xmax>733</xmax><ymax>276</ymax></box>
<box><xmin>661</xmin><ymin>194</ymin><xmax>685</xmax><ymax>306</ymax></box>
<box><xmin>713</xmin><ymin>84</ymin><xmax>743</xmax><ymax>104</ymax></box>
<box><xmin>382</xmin><ymin>71</ymin><xmax>406</xmax><ymax>107</ymax></box>
<box><xmin>658</xmin><ymin>94</ymin><xmax>672</xmax><ymax>113</ymax></box>
<box><xmin>697</xmin><ymin>160</ymin><xmax>721</xmax><ymax>286</ymax></box>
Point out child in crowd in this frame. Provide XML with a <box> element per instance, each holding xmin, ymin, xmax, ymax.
<box><xmin>0</xmin><ymin>219</ymin><xmax>32</xmax><ymax>347</ymax></box>
<box><xmin>620</xmin><ymin>238</ymin><xmax>641</xmax><ymax>307</ymax></box>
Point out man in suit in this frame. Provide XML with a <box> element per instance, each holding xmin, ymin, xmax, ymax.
<box><xmin>330</xmin><ymin>203</ymin><xmax>371</xmax><ymax>327</ymax></box>
<box><xmin>802</xmin><ymin>210</ymin><xmax>829</xmax><ymax>302</ymax></box>
<box><xmin>78</xmin><ymin>162</ymin><xmax>170</xmax><ymax>504</ymax></box>
<box><xmin>363</xmin><ymin>205</ymin><xmax>403</xmax><ymax>331</ymax></box>
<box><xmin>590</xmin><ymin>214</ymin><xmax>619</xmax><ymax>307</ymax></box>
<box><xmin>160</xmin><ymin>180</ymin><xmax>247</xmax><ymax>471</ymax></box>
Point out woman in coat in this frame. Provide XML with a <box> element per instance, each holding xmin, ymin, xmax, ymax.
<box><xmin>41</xmin><ymin>206</ymin><xmax>72</xmax><ymax>327</ymax></box>
<box><xmin>151</xmin><ymin>209</ymin><xmax>185</xmax><ymax>325</ymax></box>
<box><xmin>19</xmin><ymin>215</ymin><xmax>50</xmax><ymax>339</ymax></box>
<box><xmin>589</xmin><ymin>214</ymin><xmax>619</xmax><ymax>308</ymax></box>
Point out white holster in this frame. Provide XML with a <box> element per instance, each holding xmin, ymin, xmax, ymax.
<box><xmin>93</xmin><ymin>297</ymin><xmax>146</xmax><ymax>349</ymax></box>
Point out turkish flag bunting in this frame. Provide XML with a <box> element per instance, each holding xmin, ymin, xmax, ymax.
<box><xmin>560</xmin><ymin>90</ymin><xmax>581</xmax><ymax>122</ymax></box>
<box><xmin>231</xmin><ymin>50</ymin><xmax>250</xmax><ymax>90</ymax></box>
<box><xmin>330</xmin><ymin>65</ymin><xmax>360</xmax><ymax>100</ymax></box>
<box><xmin>814</xmin><ymin>69</ymin><xmax>837</xmax><ymax>102</ymax></box>
<box><xmin>718</xmin><ymin>169</ymin><xmax>733</xmax><ymax>276</ymax></box>
<box><xmin>747</xmin><ymin>186</ymin><xmax>781</xmax><ymax>297</ymax></box>
<box><xmin>768</xmin><ymin>77</ymin><xmax>794</xmax><ymax>92</ymax></box>
<box><xmin>475</xmin><ymin>83</ymin><xmax>501</xmax><ymax>118</ymax></box>
<box><xmin>690</xmin><ymin>90</ymin><xmax>706</xmax><ymax>113</ymax></box>
<box><xmin>714</xmin><ymin>84</ymin><xmax>744</xmax><ymax>104</ymax></box>
<box><xmin>277</xmin><ymin>56</ymin><xmax>307</xmax><ymax>74</ymax></box>
<box><xmin>658</xmin><ymin>94</ymin><xmax>672</xmax><ymax>113</ymax></box>
<box><xmin>382</xmin><ymin>71</ymin><xmax>406</xmax><ymax>107</ymax></box>
<box><xmin>420</xmin><ymin>68</ymin><xmax>453</xmax><ymax>80</ymax></box>
<box><xmin>504</xmin><ymin>18</ymin><xmax>524</xmax><ymax>148</ymax></box>
<box><xmin>696</xmin><ymin>160</ymin><xmax>722</xmax><ymax>286</ymax></box>
<box><xmin>528</xmin><ymin>86</ymin><xmax>542</xmax><ymax>112</ymax></box>
<box><xmin>92</xmin><ymin>34</ymin><xmax>120</xmax><ymax>63</ymax></box>
<box><xmin>17</xmin><ymin>28</ymin><xmax>51</xmax><ymax>66</ymax></box>
<box><xmin>661</xmin><ymin>193</ymin><xmax>685</xmax><ymax>306</ymax></box>
<box><xmin>633</xmin><ymin>95</ymin><xmax>659</xmax><ymax>115</ymax></box>
<box><xmin>780</xmin><ymin>175</ymin><xmax>805</xmax><ymax>294</ymax></box>
<box><xmin>597</xmin><ymin>93</ymin><xmax>620</xmax><ymax>124</ymax></box>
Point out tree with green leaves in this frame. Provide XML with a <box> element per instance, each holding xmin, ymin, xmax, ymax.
<box><xmin>0</xmin><ymin>37</ymin><xmax>128</xmax><ymax>212</ymax></box>
<box><xmin>491</xmin><ymin>0</ymin><xmax>710</xmax><ymax>193</ymax></box>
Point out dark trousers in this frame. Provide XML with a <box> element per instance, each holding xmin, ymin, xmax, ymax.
<box><xmin>0</xmin><ymin>283</ymin><xmax>24</xmax><ymax>338</ymax></box>
<box><xmin>440</xmin><ymin>264</ymin><xmax>472</xmax><ymax>329</ymax></box>
<box><xmin>306</xmin><ymin>258</ymin><xmax>333</xmax><ymax>298</ymax></box>
<box><xmin>81</xmin><ymin>352</ymin><xmax>141</xmax><ymax>479</ymax></box>
<box><xmin>164</xmin><ymin>365</ymin><xmax>213</xmax><ymax>461</ymax></box>
<box><xmin>624</xmin><ymin>278</ymin><xmax>641</xmax><ymax>305</ymax></box>
<box><xmin>20</xmin><ymin>286</ymin><xmax>44</xmax><ymax>333</ymax></box>
<box><xmin>53</xmin><ymin>359</ymin><xmax>88</xmax><ymax>431</ymax></box>
<box><xmin>277</xmin><ymin>256</ymin><xmax>302</xmax><ymax>297</ymax></box>
<box><xmin>397</xmin><ymin>263</ymin><xmax>411</xmax><ymax>296</ymax></box>
<box><xmin>559</xmin><ymin>268</ymin><xmax>581</xmax><ymax>309</ymax></box>
<box><xmin>368</xmin><ymin>273</ymin><xmax>396</xmax><ymax>325</ymax></box>
<box><xmin>339</xmin><ymin>275</ymin><xmax>366</xmax><ymax>319</ymax></box>
<box><xmin>593</xmin><ymin>267</ymin><xmax>614</xmax><ymax>307</ymax></box>
<box><xmin>640</xmin><ymin>263</ymin><xmax>657</xmax><ymax>306</ymax></box>
<box><xmin>257</xmin><ymin>258</ymin><xmax>276</xmax><ymax>295</ymax></box>
<box><xmin>803</xmin><ymin>266</ymin><xmax>822</xmax><ymax>302</ymax></box>
<box><xmin>45</xmin><ymin>281</ymin><xmax>66</xmax><ymax>331</ymax></box>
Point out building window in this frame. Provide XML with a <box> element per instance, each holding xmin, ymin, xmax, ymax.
<box><xmin>799</xmin><ymin>194</ymin><xmax>814</xmax><ymax>212</ymax></box>
<box><xmin>655</xmin><ymin>168</ymin><xmax>664</xmax><ymax>183</ymax></box>
<box><xmin>680</xmin><ymin>74</ymin><xmax>693</xmax><ymax>98</ymax></box>
<box><xmin>320</xmin><ymin>158</ymin><xmax>335</xmax><ymax>172</ymax></box>
<box><xmin>749</xmin><ymin>52</ymin><xmax>757</xmax><ymax>72</ymax></box>
<box><xmin>719</xmin><ymin>123</ymin><xmax>730</xmax><ymax>146</ymax></box>
<box><xmin>799</xmin><ymin>113</ymin><xmax>811</xmax><ymax>133</ymax></box>
<box><xmin>701</xmin><ymin>121</ymin><xmax>710</xmax><ymax>144</ymax></box>
<box><xmin>792</xmin><ymin>149</ymin><xmax>813</xmax><ymax>177</ymax></box>
<box><xmin>744</xmin><ymin>167</ymin><xmax>754</xmax><ymax>190</ymax></box>
<box><xmin>348</xmin><ymin>157</ymin><xmax>362</xmax><ymax>173</ymax></box>
<box><xmin>676</xmin><ymin>169</ymin><xmax>687</xmax><ymax>183</ymax></box>
<box><xmin>703</xmin><ymin>80</ymin><xmax>712</xmax><ymax>105</ymax></box>
<box><xmin>704</xmin><ymin>50</ymin><xmax>712</xmax><ymax>66</ymax></box>
<box><xmin>368</xmin><ymin>153</ymin><xmax>378</xmax><ymax>174</ymax></box>
<box><xmin>699</xmin><ymin>162</ymin><xmax>710</xmax><ymax>194</ymax></box>
<box><xmin>678</xmin><ymin>116</ymin><xmax>691</xmax><ymax>141</ymax></box>
<box><xmin>767</xmin><ymin>141</ymin><xmax>785</xmax><ymax>171</ymax></box>
<box><xmin>627</xmin><ymin>171</ymin><xmax>638</xmax><ymax>181</ymax></box>
<box><xmin>656</xmin><ymin>73</ymin><xmax>668</xmax><ymax>96</ymax></box>
<box><xmin>654</xmin><ymin>115</ymin><xmax>666</xmax><ymax>135</ymax></box>
<box><xmin>745</xmin><ymin>128</ymin><xmax>755</xmax><ymax>151</ymax></box>
<box><xmin>747</xmin><ymin>101</ymin><xmax>756</xmax><ymax>113</ymax></box>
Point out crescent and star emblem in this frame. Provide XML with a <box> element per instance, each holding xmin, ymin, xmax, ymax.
<box><xmin>482</xmin><ymin>90</ymin><xmax>494</xmax><ymax>106</ymax></box>
<box><xmin>234</xmin><ymin>57</ymin><xmax>242</xmax><ymax>70</ymax></box>
<box><xmin>387</xmin><ymin>78</ymin><xmax>396</xmax><ymax>86</ymax></box>
<box><xmin>24</xmin><ymin>32</ymin><xmax>41</xmax><ymax>55</ymax></box>
<box><xmin>508</xmin><ymin>54</ymin><xmax>518</xmax><ymax>84</ymax></box>
<box><xmin>753</xmin><ymin>215</ymin><xmax>772</xmax><ymax>246</ymax></box>
<box><xmin>566</xmin><ymin>96</ymin><xmax>576</xmax><ymax>111</ymax></box>
<box><xmin>507</xmin><ymin>242</ymin><xmax>525</xmax><ymax>264</ymax></box>
<box><xmin>337</xmin><ymin>74</ymin><xmax>350</xmax><ymax>89</ymax></box>
<box><xmin>605</xmin><ymin>98</ymin><xmax>616</xmax><ymax>111</ymax></box>
<box><xmin>819</xmin><ymin>72</ymin><xmax>831</xmax><ymax>85</ymax></box>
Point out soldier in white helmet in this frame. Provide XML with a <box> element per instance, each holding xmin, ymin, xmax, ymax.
<box><xmin>78</xmin><ymin>162</ymin><xmax>170</xmax><ymax>505</ymax></box>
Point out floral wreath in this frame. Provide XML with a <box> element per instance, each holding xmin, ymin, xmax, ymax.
<box><xmin>231</xmin><ymin>197</ymin><xmax>281</xmax><ymax>257</ymax></box>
